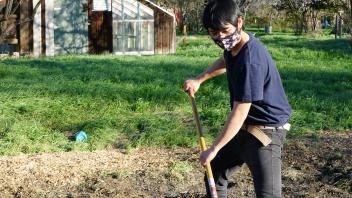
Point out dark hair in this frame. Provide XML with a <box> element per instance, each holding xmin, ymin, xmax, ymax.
<box><xmin>203</xmin><ymin>0</ymin><xmax>242</xmax><ymax>31</ymax></box>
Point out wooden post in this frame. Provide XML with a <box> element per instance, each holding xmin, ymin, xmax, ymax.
<box><xmin>338</xmin><ymin>11</ymin><xmax>343</xmax><ymax>38</ymax></box>
<box><xmin>335</xmin><ymin>14</ymin><xmax>338</xmax><ymax>39</ymax></box>
<box><xmin>162</xmin><ymin>13</ymin><xmax>170</xmax><ymax>53</ymax></box>
<box><xmin>182</xmin><ymin>24</ymin><xmax>187</xmax><ymax>47</ymax></box>
<box><xmin>20</xmin><ymin>0</ymin><xmax>33</xmax><ymax>53</ymax></box>
<box><xmin>41</xmin><ymin>0</ymin><xmax>45</xmax><ymax>54</ymax></box>
<box><xmin>45</xmin><ymin>0</ymin><xmax>54</xmax><ymax>56</ymax></box>
<box><xmin>155</xmin><ymin>11</ymin><xmax>162</xmax><ymax>54</ymax></box>
<box><xmin>255</xmin><ymin>18</ymin><xmax>259</xmax><ymax>31</ymax></box>
<box><xmin>32</xmin><ymin>0</ymin><xmax>41</xmax><ymax>56</ymax></box>
<box><xmin>170</xmin><ymin>17</ymin><xmax>176</xmax><ymax>53</ymax></box>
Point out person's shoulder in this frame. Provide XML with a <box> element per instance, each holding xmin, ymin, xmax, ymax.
<box><xmin>246</xmin><ymin>33</ymin><xmax>270</xmax><ymax>57</ymax></box>
<box><xmin>246</xmin><ymin>32</ymin><xmax>264</xmax><ymax>48</ymax></box>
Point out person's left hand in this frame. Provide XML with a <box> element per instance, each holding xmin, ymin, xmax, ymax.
<box><xmin>200</xmin><ymin>146</ymin><xmax>218</xmax><ymax>166</ymax></box>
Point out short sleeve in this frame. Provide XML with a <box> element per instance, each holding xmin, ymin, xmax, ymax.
<box><xmin>232</xmin><ymin>63</ymin><xmax>265</xmax><ymax>102</ymax></box>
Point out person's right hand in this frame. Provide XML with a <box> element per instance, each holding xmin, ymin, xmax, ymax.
<box><xmin>183</xmin><ymin>78</ymin><xmax>201</xmax><ymax>97</ymax></box>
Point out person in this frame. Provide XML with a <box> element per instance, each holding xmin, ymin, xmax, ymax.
<box><xmin>183</xmin><ymin>0</ymin><xmax>292</xmax><ymax>197</ymax></box>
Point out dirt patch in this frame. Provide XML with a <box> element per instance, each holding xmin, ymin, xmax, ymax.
<box><xmin>0</xmin><ymin>132</ymin><xmax>351</xmax><ymax>197</ymax></box>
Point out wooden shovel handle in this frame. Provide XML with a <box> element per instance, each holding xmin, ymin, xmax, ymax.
<box><xmin>189</xmin><ymin>96</ymin><xmax>218</xmax><ymax>198</ymax></box>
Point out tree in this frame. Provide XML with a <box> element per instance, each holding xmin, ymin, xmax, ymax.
<box><xmin>333</xmin><ymin>0</ymin><xmax>352</xmax><ymax>36</ymax></box>
<box><xmin>0</xmin><ymin>0</ymin><xmax>41</xmax><ymax>44</ymax></box>
<box><xmin>156</xmin><ymin>0</ymin><xmax>206</xmax><ymax>33</ymax></box>
<box><xmin>156</xmin><ymin>0</ymin><xmax>263</xmax><ymax>33</ymax></box>
<box><xmin>275</xmin><ymin>0</ymin><xmax>313</xmax><ymax>34</ymax></box>
<box><xmin>247</xmin><ymin>0</ymin><xmax>281</xmax><ymax>33</ymax></box>
<box><xmin>309</xmin><ymin>0</ymin><xmax>331</xmax><ymax>31</ymax></box>
<box><xmin>274</xmin><ymin>0</ymin><xmax>351</xmax><ymax>35</ymax></box>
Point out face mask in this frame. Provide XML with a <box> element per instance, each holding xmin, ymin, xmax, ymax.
<box><xmin>211</xmin><ymin>30</ymin><xmax>241</xmax><ymax>51</ymax></box>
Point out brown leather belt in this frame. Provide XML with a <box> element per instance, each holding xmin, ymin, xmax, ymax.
<box><xmin>241</xmin><ymin>123</ymin><xmax>290</xmax><ymax>146</ymax></box>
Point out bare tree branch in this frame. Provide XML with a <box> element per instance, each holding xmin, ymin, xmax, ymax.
<box><xmin>0</xmin><ymin>0</ymin><xmax>42</xmax><ymax>44</ymax></box>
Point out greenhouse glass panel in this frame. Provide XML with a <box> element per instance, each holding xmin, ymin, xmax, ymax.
<box><xmin>112</xmin><ymin>21</ymin><xmax>124</xmax><ymax>52</ymax></box>
<box><xmin>140</xmin><ymin>4</ymin><xmax>153</xmax><ymax>20</ymax></box>
<box><xmin>112</xmin><ymin>0</ymin><xmax>154</xmax><ymax>55</ymax></box>
<box><xmin>125</xmin><ymin>21</ymin><xmax>137</xmax><ymax>51</ymax></box>
<box><xmin>111</xmin><ymin>1</ymin><xmax>122</xmax><ymax>20</ymax></box>
<box><xmin>123</xmin><ymin>0</ymin><xmax>138</xmax><ymax>20</ymax></box>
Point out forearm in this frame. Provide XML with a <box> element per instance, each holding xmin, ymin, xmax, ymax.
<box><xmin>196</xmin><ymin>57</ymin><xmax>226</xmax><ymax>84</ymax></box>
<box><xmin>212</xmin><ymin>102</ymin><xmax>251</xmax><ymax>152</ymax></box>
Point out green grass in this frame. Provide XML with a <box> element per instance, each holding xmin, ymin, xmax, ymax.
<box><xmin>0</xmin><ymin>30</ymin><xmax>351</xmax><ymax>155</ymax></box>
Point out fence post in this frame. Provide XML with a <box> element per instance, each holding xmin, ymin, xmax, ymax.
<box><xmin>182</xmin><ymin>24</ymin><xmax>187</xmax><ymax>47</ymax></box>
<box><xmin>335</xmin><ymin>13</ymin><xmax>338</xmax><ymax>39</ymax></box>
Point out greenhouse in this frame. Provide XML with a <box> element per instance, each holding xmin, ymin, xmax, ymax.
<box><xmin>112</xmin><ymin>0</ymin><xmax>155</xmax><ymax>55</ymax></box>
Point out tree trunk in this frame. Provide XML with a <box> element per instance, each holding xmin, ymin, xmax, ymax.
<box><xmin>295</xmin><ymin>15</ymin><xmax>302</xmax><ymax>35</ymax></box>
<box><xmin>311</xmin><ymin>10</ymin><xmax>318</xmax><ymax>32</ymax></box>
<box><xmin>302</xmin><ymin>11</ymin><xmax>308</xmax><ymax>33</ymax></box>
<box><xmin>350</xmin><ymin>0</ymin><xmax>352</xmax><ymax>19</ymax></box>
<box><xmin>350</xmin><ymin>0</ymin><xmax>352</xmax><ymax>36</ymax></box>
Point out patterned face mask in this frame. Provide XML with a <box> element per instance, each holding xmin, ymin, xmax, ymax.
<box><xmin>211</xmin><ymin>30</ymin><xmax>241</xmax><ymax>51</ymax></box>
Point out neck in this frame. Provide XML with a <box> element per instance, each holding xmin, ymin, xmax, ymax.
<box><xmin>231</xmin><ymin>31</ymin><xmax>249</xmax><ymax>56</ymax></box>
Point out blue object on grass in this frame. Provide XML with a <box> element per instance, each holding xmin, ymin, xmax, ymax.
<box><xmin>75</xmin><ymin>131</ymin><xmax>88</xmax><ymax>142</ymax></box>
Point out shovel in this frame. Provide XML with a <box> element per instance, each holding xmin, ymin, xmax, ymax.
<box><xmin>189</xmin><ymin>95</ymin><xmax>218</xmax><ymax>198</ymax></box>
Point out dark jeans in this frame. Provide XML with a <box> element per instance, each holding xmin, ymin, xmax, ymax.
<box><xmin>205</xmin><ymin>128</ymin><xmax>287</xmax><ymax>198</ymax></box>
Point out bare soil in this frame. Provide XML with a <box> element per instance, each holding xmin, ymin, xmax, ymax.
<box><xmin>0</xmin><ymin>132</ymin><xmax>351</xmax><ymax>198</ymax></box>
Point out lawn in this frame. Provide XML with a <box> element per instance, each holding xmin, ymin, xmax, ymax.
<box><xmin>0</xmin><ymin>30</ymin><xmax>351</xmax><ymax>155</ymax></box>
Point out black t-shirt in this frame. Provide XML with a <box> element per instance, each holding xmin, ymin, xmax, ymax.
<box><xmin>224</xmin><ymin>33</ymin><xmax>292</xmax><ymax>126</ymax></box>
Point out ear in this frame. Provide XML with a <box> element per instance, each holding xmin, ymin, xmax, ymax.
<box><xmin>236</xmin><ymin>16</ymin><xmax>244</xmax><ymax>31</ymax></box>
